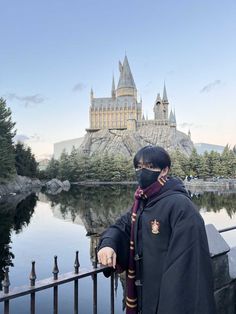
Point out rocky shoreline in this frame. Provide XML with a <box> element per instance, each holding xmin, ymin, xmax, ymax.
<box><xmin>0</xmin><ymin>175</ymin><xmax>42</xmax><ymax>199</ymax></box>
<box><xmin>0</xmin><ymin>176</ymin><xmax>236</xmax><ymax>200</ymax></box>
<box><xmin>185</xmin><ymin>178</ymin><xmax>236</xmax><ymax>193</ymax></box>
<box><xmin>0</xmin><ymin>176</ymin><xmax>72</xmax><ymax>199</ymax></box>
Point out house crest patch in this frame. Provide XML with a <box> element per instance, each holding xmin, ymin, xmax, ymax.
<box><xmin>151</xmin><ymin>219</ymin><xmax>160</xmax><ymax>234</ymax></box>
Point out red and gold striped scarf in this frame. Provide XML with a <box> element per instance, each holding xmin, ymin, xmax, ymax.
<box><xmin>126</xmin><ymin>177</ymin><xmax>166</xmax><ymax>313</ymax></box>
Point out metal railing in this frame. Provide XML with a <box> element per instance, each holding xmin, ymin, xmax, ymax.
<box><xmin>0</xmin><ymin>249</ymin><xmax>115</xmax><ymax>314</ymax></box>
<box><xmin>1</xmin><ymin>226</ymin><xmax>236</xmax><ymax>314</ymax></box>
<box><xmin>218</xmin><ymin>225</ymin><xmax>236</xmax><ymax>233</ymax></box>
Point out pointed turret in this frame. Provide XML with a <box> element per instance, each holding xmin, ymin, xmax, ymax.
<box><xmin>162</xmin><ymin>83</ymin><xmax>168</xmax><ymax>103</ymax></box>
<box><xmin>155</xmin><ymin>93</ymin><xmax>162</xmax><ymax>103</ymax></box>
<box><xmin>116</xmin><ymin>55</ymin><xmax>137</xmax><ymax>98</ymax></box>
<box><xmin>111</xmin><ymin>75</ymin><xmax>116</xmax><ymax>98</ymax></box>
<box><xmin>169</xmin><ymin>109</ymin><xmax>176</xmax><ymax>128</ymax></box>
<box><xmin>90</xmin><ymin>88</ymin><xmax>94</xmax><ymax>103</ymax></box>
<box><xmin>173</xmin><ymin>109</ymin><xmax>176</xmax><ymax>124</ymax></box>
<box><xmin>188</xmin><ymin>129</ymin><xmax>191</xmax><ymax>139</ymax></box>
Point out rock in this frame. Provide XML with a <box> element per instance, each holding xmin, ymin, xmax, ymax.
<box><xmin>62</xmin><ymin>180</ymin><xmax>71</xmax><ymax>191</ymax></box>
<box><xmin>0</xmin><ymin>175</ymin><xmax>43</xmax><ymax>198</ymax></box>
<box><xmin>79</xmin><ymin>126</ymin><xmax>194</xmax><ymax>157</ymax></box>
<box><xmin>45</xmin><ymin>179</ymin><xmax>71</xmax><ymax>194</ymax></box>
<box><xmin>45</xmin><ymin>179</ymin><xmax>63</xmax><ymax>194</ymax></box>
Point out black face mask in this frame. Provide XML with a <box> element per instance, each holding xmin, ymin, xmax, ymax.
<box><xmin>136</xmin><ymin>168</ymin><xmax>161</xmax><ymax>189</ymax></box>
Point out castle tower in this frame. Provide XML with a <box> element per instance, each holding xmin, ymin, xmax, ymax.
<box><xmin>153</xmin><ymin>93</ymin><xmax>163</xmax><ymax>120</ymax></box>
<box><xmin>162</xmin><ymin>83</ymin><xmax>169</xmax><ymax>120</ymax></box>
<box><xmin>127</xmin><ymin>113</ymin><xmax>137</xmax><ymax>131</ymax></box>
<box><xmin>169</xmin><ymin>109</ymin><xmax>176</xmax><ymax>128</ymax></box>
<box><xmin>90</xmin><ymin>88</ymin><xmax>94</xmax><ymax>103</ymax></box>
<box><xmin>188</xmin><ymin>129</ymin><xmax>191</xmax><ymax>139</ymax></box>
<box><xmin>111</xmin><ymin>75</ymin><xmax>116</xmax><ymax>99</ymax></box>
<box><xmin>88</xmin><ymin>55</ymin><xmax>142</xmax><ymax>131</ymax></box>
<box><xmin>116</xmin><ymin>56</ymin><xmax>137</xmax><ymax>99</ymax></box>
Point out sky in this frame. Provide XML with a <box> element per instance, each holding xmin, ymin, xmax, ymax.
<box><xmin>0</xmin><ymin>0</ymin><xmax>235</xmax><ymax>159</ymax></box>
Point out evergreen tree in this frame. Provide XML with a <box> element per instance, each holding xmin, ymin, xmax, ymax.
<box><xmin>170</xmin><ymin>149</ymin><xmax>189</xmax><ymax>178</ymax></box>
<box><xmin>221</xmin><ymin>145</ymin><xmax>236</xmax><ymax>177</ymax></box>
<box><xmin>76</xmin><ymin>153</ymin><xmax>89</xmax><ymax>181</ymax></box>
<box><xmin>45</xmin><ymin>157</ymin><xmax>60</xmax><ymax>179</ymax></box>
<box><xmin>199</xmin><ymin>152</ymin><xmax>210</xmax><ymax>179</ymax></box>
<box><xmin>189</xmin><ymin>148</ymin><xmax>201</xmax><ymax>177</ymax></box>
<box><xmin>58</xmin><ymin>150</ymin><xmax>70</xmax><ymax>180</ymax></box>
<box><xmin>15</xmin><ymin>142</ymin><xmax>38</xmax><ymax>177</ymax></box>
<box><xmin>0</xmin><ymin>98</ymin><xmax>16</xmax><ymax>179</ymax></box>
<box><xmin>88</xmin><ymin>154</ymin><xmax>102</xmax><ymax>180</ymax></box>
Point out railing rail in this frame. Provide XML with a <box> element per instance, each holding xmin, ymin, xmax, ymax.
<box><xmin>218</xmin><ymin>225</ymin><xmax>236</xmax><ymax>233</ymax></box>
<box><xmin>0</xmin><ymin>249</ymin><xmax>115</xmax><ymax>314</ymax></box>
<box><xmin>1</xmin><ymin>226</ymin><xmax>236</xmax><ymax>313</ymax></box>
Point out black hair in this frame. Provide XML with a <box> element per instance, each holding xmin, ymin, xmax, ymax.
<box><xmin>133</xmin><ymin>145</ymin><xmax>171</xmax><ymax>169</ymax></box>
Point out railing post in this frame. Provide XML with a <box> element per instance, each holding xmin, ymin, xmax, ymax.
<box><xmin>92</xmin><ymin>247</ymin><xmax>98</xmax><ymax>314</ymax></box>
<box><xmin>110</xmin><ymin>272</ymin><xmax>115</xmax><ymax>314</ymax></box>
<box><xmin>74</xmin><ymin>251</ymin><xmax>80</xmax><ymax>314</ymax></box>
<box><xmin>2</xmin><ymin>267</ymin><xmax>10</xmax><ymax>314</ymax></box>
<box><xmin>29</xmin><ymin>261</ymin><xmax>37</xmax><ymax>314</ymax></box>
<box><xmin>52</xmin><ymin>256</ymin><xmax>59</xmax><ymax>314</ymax></box>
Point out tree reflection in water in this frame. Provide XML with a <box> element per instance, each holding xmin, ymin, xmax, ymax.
<box><xmin>45</xmin><ymin>186</ymin><xmax>236</xmax><ymax>234</ymax></box>
<box><xmin>44</xmin><ymin>186</ymin><xmax>236</xmax><ymax>311</ymax></box>
<box><xmin>44</xmin><ymin>186</ymin><xmax>236</xmax><ymax>259</ymax></box>
<box><xmin>0</xmin><ymin>193</ymin><xmax>37</xmax><ymax>290</ymax></box>
<box><xmin>191</xmin><ymin>192</ymin><xmax>236</xmax><ymax>218</ymax></box>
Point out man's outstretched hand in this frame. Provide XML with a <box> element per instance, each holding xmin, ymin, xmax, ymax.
<box><xmin>97</xmin><ymin>247</ymin><xmax>117</xmax><ymax>269</ymax></box>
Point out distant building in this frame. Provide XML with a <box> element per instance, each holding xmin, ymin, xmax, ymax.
<box><xmin>54</xmin><ymin>137</ymin><xmax>84</xmax><ymax>159</ymax></box>
<box><xmin>194</xmin><ymin>143</ymin><xmax>225</xmax><ymax>155</ymax></box>
<box><xmin>87</xmin><ymin>55</ymin><xmax>176</xmax><ymax>133</ymax></box>
<box><xmin>38</xmin><ymin>159</ymin><xmax>50</xmax><ymax>171</ymax></box>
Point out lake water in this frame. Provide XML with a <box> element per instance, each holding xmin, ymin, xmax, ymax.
<box><xmin>1</xmin><ymin>185</ymin><xmax>236</xmax><ymax>314</ymax></box>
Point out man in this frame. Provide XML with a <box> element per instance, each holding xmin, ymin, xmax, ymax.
<box><xmin>98</xmin><ymin>145</ymin><xmax>216</xmax><ymax>314</ymax></box>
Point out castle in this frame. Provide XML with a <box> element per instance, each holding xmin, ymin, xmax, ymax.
<box><xmin>54</xmin><ymin>56</ymin><xmax>193</xmax><ymax>159</ymax></box>
<box><xmin>87</xmin><ymin>55</ymin><xmax>177</xmax><ymax>133</ymax></box>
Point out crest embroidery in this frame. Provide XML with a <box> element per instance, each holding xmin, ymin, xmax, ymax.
<box><xmin>151</xmin><ymin>219</ymin><xmax>160</xmax><ymax>234</ymax></box>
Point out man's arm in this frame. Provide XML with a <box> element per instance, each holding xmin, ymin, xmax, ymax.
<box><xmin>98</xmin><ymin>210</ymin><xmax>131</xmax><ymax>271</ymax></box>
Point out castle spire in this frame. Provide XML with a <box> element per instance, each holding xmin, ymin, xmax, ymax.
<box><xmin>169</xmin><ymin>108</ymin><xmax>176</xmax><ymax>127</ymax></box>
<box><xmin>111</xmin><ymin>75</ymin><xmax>116</xmax><ymax>98</ymax></box>
<box><xmin>155</xmin><ymin>93</ymin><xmax>162</xmax><ymax>103</ymax></box>
<box><xmin>116</xmin><ymin>55</ymin><xmax>137</xmax><ymax>98</ymax></box>
<box><xmin>90</xmin><ymin>88</ymin><xmax>94</xmax><ymax>103</ymax></box>
<box><xmin>162</xmin><ymin>83</ymin><xmax>168</xmax><ymax>102</ymax></box>
<box><xmin>188</xmin><ymin>129</ymin><xmax>191</xmax><ymax>139</ymax></box>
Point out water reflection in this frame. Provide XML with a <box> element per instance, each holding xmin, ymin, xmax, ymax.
<box><xmin>1</xmin><ymin>186</ymin><xmax>236</xmax><ymax>292</ymax></box>
<box><xmin>191</xmin><ymin>192</ymin><xmax>236</xmax><ymax>218</ymax></box>
<box><xmin>43</xmin><ymin>185</ymin><xmax>136</xmax><ymax>234</ymax></box>
<box><xmin>42</xmin><ymin>186</ymin><xmax>236</xmax><ymax>261</ymax></box>
<box><xmin>42</xmin><ymin>186</ymin><xmax>236</xmax><ymax>234</ymax></box>
<box><xmin>0</xmin><ymin>193</ymin><xmax>37</xmax><ymax>289</ymax></box>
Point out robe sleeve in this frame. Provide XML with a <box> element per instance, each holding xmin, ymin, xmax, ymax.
<box><xmin>98</xmin><ymin>210</ymin><xmax>131</xmax><ymax>272</ymax></box>
<box><xmin>157</xmin><ymin>204</ymin><xmax>217</xmax><ymax>314</ymax></box>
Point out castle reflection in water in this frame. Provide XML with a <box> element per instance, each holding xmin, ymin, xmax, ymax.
<box><xmin>1</xmin><ymin>185</ymin><xmax>236</xmax><ymax>292</ymax></box>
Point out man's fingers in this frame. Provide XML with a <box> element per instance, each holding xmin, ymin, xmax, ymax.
<box><xmin>97</xmin><ymin>247</ymin><xmax>116</xmax><ymax>267</ymax></box>
<box><xmin>112</xmin><ymin>253</ymin><xmax>116</xmax><ymax>269</ymax></box>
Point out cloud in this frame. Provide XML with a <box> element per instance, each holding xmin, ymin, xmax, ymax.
<box><xmin>200</xmin><ymin>80</ymin><xmax>221</xmax><ymax>93</ymax></box>
<box><xmin>179</xmin><ymin>122</ymin><xmax>204</xmax><ymax>129</ymax></box>
<box><xmin>5</xmin><ymin>93</ymin><xmax>46</xmax><ymax>107</ymax></box>
<box><xmin>14</xmin><ymin>133</ymin><xmax>44</xmax><ymax>143</ymax></box>
<box><xmin>14</xmin><ymin>134</ymin><xmax>30</xmax><ymax>143</ymax></box>
<box><xmin>178</xmin><ymin>122</ymin><xmax>194</xmax><ymax>128</ymax></box>
<box><xmin>72</xmin><ymin>83</ymin><xmax>86</xmax><ymax>92</ymax></box>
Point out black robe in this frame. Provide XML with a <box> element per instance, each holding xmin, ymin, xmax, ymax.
<box><xmin>99</xmin><ymin>177</ymin><xmax>217</xmax><ymax>314</ymax></box>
